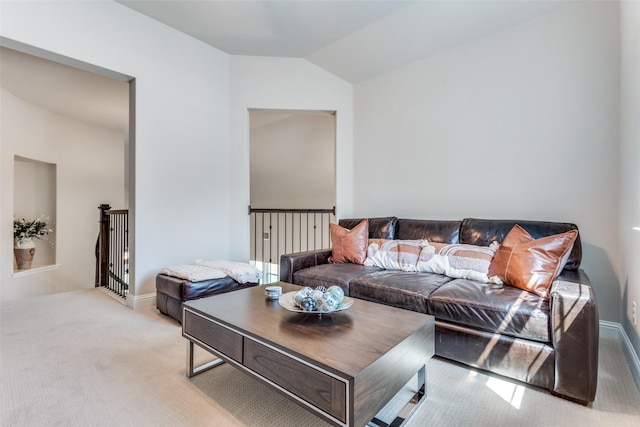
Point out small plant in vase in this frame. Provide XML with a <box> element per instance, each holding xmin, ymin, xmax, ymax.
<box><xmin>13</xmin><ymin>216</ymin><xmax>54</xmax><ymax>269</ymax></box>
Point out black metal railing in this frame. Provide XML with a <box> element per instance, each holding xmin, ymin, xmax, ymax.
<box><xmin>249</xmin><ymin>206</ymin><xmax>335</xmax><ymax>283</ymax></box>
<box><xmin>96</xmin><ymin>204</ymin><xmax>129</xmax><ymax>298</ymax></box>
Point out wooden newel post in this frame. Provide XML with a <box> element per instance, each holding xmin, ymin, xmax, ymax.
<box><xmin>98</xmin><ymin>204</ymin><xmax>111</xmax><ymax>288</ymax></box>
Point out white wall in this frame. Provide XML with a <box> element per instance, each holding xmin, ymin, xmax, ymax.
<box><xmin>0</xmin><ymin>1</ymin><xmax>231</xmax><ymax>303</ymax></box>
<box><xmin>354</xmin><ymin>2</ymin><xmax>621</xmax><ymax>321</ymax></box>
<box><xmin>250</xmin><ymin>111</ymin><xmax>336</xmax><ymax>208</ymax></box>
<box><xmin>619</xmin><ymin>0</ymin><xmax>640</xmax><ymax>361</ymax></box>
<box><xmin>2</xmin><ymin>89</ymin><xmax>124</xmax><ymax>300</ymax></box>
<box><xmin>229</xmin><ymin>56</ymin><xmax>353</xmax><ymax>261</ymax></box>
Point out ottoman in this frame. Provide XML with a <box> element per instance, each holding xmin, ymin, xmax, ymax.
<box><xmin>156</xmin><ymin>273</ymin><xmax>258</xmax><ymax>323</ymax></box>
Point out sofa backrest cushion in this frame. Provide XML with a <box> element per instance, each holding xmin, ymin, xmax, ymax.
<box><xmin>338</xmin><ymin>217</ymin><xmax>582</xmax><ymax>270</ymax></box>
<box><xmin>338</xmin><ymin>217</ymin><xmax>398</xmax><ymax>239</ymax></box>
<box><xmin>460</xmin><ymin>218</ymin><xmax>582</xmax><ymax>270</ymax></box>
<box><xmin>395</xmin><ymin>219</ymin><xmax>461</xmax><ymax>243</ymax></box>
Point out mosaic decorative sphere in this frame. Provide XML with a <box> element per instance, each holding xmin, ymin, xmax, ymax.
<box><xmin>292</xmin><ymin>285</ymin><xmax>346</xmax><ymax>312</ymax></box>
<box><xmin>326</xmin><ymin>286</ymin><xmax>345</xmax><ymax>305</ymax></box>
<box><xmin>300</xmin><ymin>296</ymin><xmax>317</xmax><ymax>311</ymax></box>
<box><xmin>294</xmin><ymin>291</ymin><xmax>307</xmax><ymax>306</ymax></box>
<box><xmin>310</xmin><ymin>289</ymin><xmax>324</xmax><ymax>301</ymax></box>
<box><xmin>318</xmin><ymin>293</ymin><xmax>339</xmax><ymax>311</ymax></box>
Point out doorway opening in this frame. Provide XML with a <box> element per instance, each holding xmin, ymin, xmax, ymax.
<box><xmin>249</xmin><ymin>109</ymin><xmax>337</xmax><ymax>282</ymax></box>
<box><xmin>1</xmin><ymin>40</ymin><xmax>134</xmax><ymax>301</ymax></box>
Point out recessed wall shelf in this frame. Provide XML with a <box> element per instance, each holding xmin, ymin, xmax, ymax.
<box><xmin>13</xmin><ymin>155</ymin><xmax>57</xmax><ymax>274</ymax></box>
<box><xmin>13</xmin><ymin>264</ymin><xmax>61</xmax><ymax>278</ymax></box>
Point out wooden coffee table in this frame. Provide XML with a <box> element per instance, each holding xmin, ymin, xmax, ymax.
<box><xmin>182</xmin><ymin>282</ymin><xmax>434</xmax><ymax>427</ymax></box>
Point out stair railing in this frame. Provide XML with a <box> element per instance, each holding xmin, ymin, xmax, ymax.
<box><xmin>96</xmin><ymin>204</ymin><xmax>129</xmax><ymax>298</ymax></box>
<box><xmin>249</xmin><ymin>206</ymin><xmax>336</xmax><ymax>283</ymax></box>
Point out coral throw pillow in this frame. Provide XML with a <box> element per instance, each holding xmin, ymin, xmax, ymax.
<box><xmin>329</xmin><ymin>219</ymin><xmax>369</xmax><ymax>265</ymax></box>
<box><xmin>488</xmin><ymin>224</ymin><xmax>578</xmax><ymax>298</ymax></box>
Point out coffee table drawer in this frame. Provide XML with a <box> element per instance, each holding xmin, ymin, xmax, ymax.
<box><xmin>184</xmin><ymin>311</ymin><xmax>243</xmax><ymax>363</ymax></box>
<box><xmin>244</xmin><ymin>338</ymin><xmax>347</xmax><ymax>423</ymax></box>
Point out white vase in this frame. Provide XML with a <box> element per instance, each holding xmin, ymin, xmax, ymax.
<box><xmin>14</xmin><ymin>238</ymin><xmax>36</xmax><ymax>249</ymax></box>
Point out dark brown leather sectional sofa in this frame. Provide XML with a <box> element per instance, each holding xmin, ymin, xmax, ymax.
<box><xmin>280</xmin><ymin>217</ymin><xmax>599</xmax><ymax>404</ymax></box>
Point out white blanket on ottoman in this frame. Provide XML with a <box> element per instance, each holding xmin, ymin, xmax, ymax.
<box><xmin>160</xmin><ymin>264</ymin><xmax>228</xmax><ymax>282</ymax></box>
<box><xmin>197</xmin><ymin>260</ymin><xmax>261</xmax><ymax>284</ymax></box>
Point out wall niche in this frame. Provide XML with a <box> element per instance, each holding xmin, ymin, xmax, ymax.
<box><xmin>13</xmin><ymin>155</ymin><xmax>57</xmax><ymax>271</ymax></box>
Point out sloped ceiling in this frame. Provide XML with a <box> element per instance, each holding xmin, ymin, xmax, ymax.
<box><xmin>1</xmin><ymin>1</ymin><xmax>574</xmax><ymax>130</ymax></box>
<box><xmin>117</xmin><ymin>0</ymin><xmax>572</xmax><ymax>83</ymax></box>
<box><xmin>0</xmin><ymin>47</ymin><xmax>129</xmax><ymax>132</ymax></box>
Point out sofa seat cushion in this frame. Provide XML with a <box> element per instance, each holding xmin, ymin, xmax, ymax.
<box><xmin>427</xmin><ymin>279</ymin><xmax>550</xmax><ymax>343</ymax></box>
<box><xmin>292</xmin><ymin>263</ymin><xmax>383</xmax><ymax>295</ymax></box>
<box><xmin>350</xmin><ymin>270</ymin><xmax>454</xmax><ymax>314</ymax></box>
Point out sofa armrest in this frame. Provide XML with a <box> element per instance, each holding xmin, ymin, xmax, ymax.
<box><xmin>279</xmin><ymin>249</ymin><xmax>332</xmax><ymax>283</ymax></box>
<box><xmin>550</xmin><ymin>269</ymin><xmax>599</xmax><ymax>403</ymax></box>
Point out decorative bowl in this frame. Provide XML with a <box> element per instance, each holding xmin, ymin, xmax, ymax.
<box><xmin>278</xmin><ymin>291</ymin><xmax>353</xmax><ymax>314</ymax></box>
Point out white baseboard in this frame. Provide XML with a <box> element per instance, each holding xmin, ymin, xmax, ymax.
<box><xmin>126</xmin><ymin>292</ymin><xmax>156</xmax><ymax>310</ymax></box>
<box><xmin>600</xmin><ymin>320</ymin><xmax>640</xmax><ymax>392</ymax></box>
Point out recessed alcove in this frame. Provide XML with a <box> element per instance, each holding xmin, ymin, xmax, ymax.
<box><xmin>13</xmin><ymin>155</ymin><xmax>57</xmax><ymax>272</ymax></box>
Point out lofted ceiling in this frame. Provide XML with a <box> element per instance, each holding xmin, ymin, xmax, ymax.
<box><xmin>1</xmin><ymin>1</ymin><xmax>574</xmax><ymax>131</ymax></box>
<box><xmin>0</xmin><ymin>46</ymin><xmax>130</xmax><ymax>132</ymax></box>
<box><xmin>117</xmin><ymin>0</ymin><xmax>572</xmax><ymax>83</ymax></box>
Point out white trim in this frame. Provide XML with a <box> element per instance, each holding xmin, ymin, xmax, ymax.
<box><xmin>599</xmin><ymin>320</ymin><xmax>620</xmax><ymax>339</ymax></box>
<box><xmin>12</xmin><ymin>264</ymin><xmax>61</xmax><ymax>278</ymax></box>
<box><xmin>600</xmin><ymin>320</ymin><xmax>640</xmax><ymax>392</ymax></box>
<box><xmin>126</xmin><ymin>292</ymin><xmax>156</xmax><ymax>310</ymax></box>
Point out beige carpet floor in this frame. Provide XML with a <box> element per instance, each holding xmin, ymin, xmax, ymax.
<box><xmin>1</xmin><ymin>288</ymin><xmax>639</xmax><ymax>426</ymax></box>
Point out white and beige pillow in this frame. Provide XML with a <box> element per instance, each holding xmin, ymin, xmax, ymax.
<box><xmin>416</xmin><ymin>242</ymin><xmax>499</xmax><ymax>283</ymax></box>
<box><xmin>364</xmin><ymin>239</ymin><xmax>499</xmax><ymax>283</ymax></box>
<box><xmin>364</xmin><ymin>239</ymin><xmax>428</xmax><ymax>272</ymax></box>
